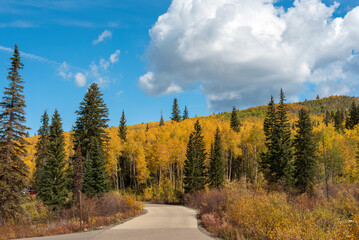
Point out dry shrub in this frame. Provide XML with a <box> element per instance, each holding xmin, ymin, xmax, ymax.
<box><xmin>0</xmin><ymin>192</ymin><xmax>143</xmax><ymax>240</ymax></box>
<box><xmin>188</xmin><ymin>183</ymin><xmax>359</xmax><ymax>240</ymax></box>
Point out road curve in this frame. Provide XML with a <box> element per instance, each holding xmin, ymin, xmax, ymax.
<box><xmin>19</xmin><ymin>204</ymin><xmax>215</xmax><ymax>240</ymax></box>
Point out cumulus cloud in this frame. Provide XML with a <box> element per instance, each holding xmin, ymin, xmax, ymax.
<box><xmin>74</xmin><ymin>72</ymin><xmax>86</xmax><ymax>87</ymax></box>
<box><xmin>139</xmin><ymin>0</ymin><xmax>359</xmax><ymax>110</ymax></box>
<box><xmin>93</xmin><ymin>30</ymin><xmax>112</xmax><ymax>45</ymax></box>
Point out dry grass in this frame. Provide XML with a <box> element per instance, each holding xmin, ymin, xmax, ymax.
<box><xmin>0</xmin><ymin>192</ymin><xmax>142</xmax><ymax>240</ymax></box>
<box><xmin>186</xmin><ymin>182</ymin><xmax>359</xmax><ymax>240</ymax></box>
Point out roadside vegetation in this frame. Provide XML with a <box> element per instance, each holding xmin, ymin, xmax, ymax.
<box><xmin>187</xmin><ymin>181</ymin><xmax>359</xmax><ymax>240</ymax></box>
<box><xmin>0</xmin><ymin>192</ymin><xmax>142</xmax><ymax>240</ymax></box>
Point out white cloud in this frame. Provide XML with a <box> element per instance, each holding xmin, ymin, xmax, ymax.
<box><xmin>100</xmin><ymin>58</ymin><xmax>110</xmax><ymax>70</ymax></box>
<box><xmin>58</xmin><ymin>61</ymin><xmax>73</xmax><ymax>79</ymax></box>
<box><xmin>139</xmin><ymin>0</ymin><xmax>359</xmax><ymax>110</ymax></box>
<box><xmin>0</xmin><ymin>20</ymin><xmax>36</xmax><ymax>28</ymax></box>
<box><xmin>93</xmin><ymin>30</ymin><xmax>112</xmax><ymax>45</ymax></box>
<box><xmin>74</xmin><ymin>72</ymin><xmax>86</xmax><ymax>87</ymax></box>
<box><xmin>110</xmin><ymin>50</ymin><xmax>120</xmax><ymax>63</ymax></box>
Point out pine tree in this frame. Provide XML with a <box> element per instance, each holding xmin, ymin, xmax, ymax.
<box><xmin>159</xmin><ymin>110</ymin><xmax>164</xmax><ymax>127</ymax></box>
<box><xmin>74</xmin><ymin>143</ymin><xmax>84</xmax><ymax>195</ymax></box>
<box><xmin>171</xmin><ymin>98</ymin><xmax>181</xmax><ymax>122</ymax></box>
<box><xmin>73</xmin><ymin>83</ymin><xmax>109</xmax><ymax>196</ymax></box>
<box><xmin>261</xmin><ymin>96</ymin><xmax>278</xmax><ymax>183</ymax></box>
<box><xmin>293</xmin><ymin>108</ymin><xmax>317</xmax><ymax>194</ymax></box>
<box><xmin>209</xmin><ymin>127</ymin><xmax>225</xmax><ymax>188</ymax></box>
<box><xmin>316</xmin><ymin>95</ymin><xmax>320</xmax><ymax>100</ymax></box>
<box><xmin>38</xmin><ymin>110</ymin><xmax>68</xmax><ymax>209</ymax></box>
<box><xmin>183</xmin><ymin>106</ymin><xmax>189</xmax><ymax>120</ymax></box>
<box><xmin>334</xmin><ymin>109</ymin><xmax>344</xmax><ymax>132</ymax></box>
<box><xmin>83</xmin><ymin>137</ymin><xmax>107</xmax><ymax>196</ymax></box>
<box><xmin>184</xmin><ymin>120</ymin><xmax>206</xmax><ymax>193</ymax></box>
<box><xmin>34</xmin><ymin>111</ymin><xmax>50</xmax><ymax>192</ymax></box>
<box><xmin>0</xmin><ymin>45</ymin><xmax>29</xmax><ymax>221</ymax></box>
<box><xmin>323</xmin><ymin>110</ymin><xmax>331</xmax><ymax>127</ymax></box>
<box><xmin>119</xmin><ymin>110</ymin><xmax>127</xmax><ymax>141</ymax></box>
<box><xmin>276</xmin><ymin>89</ymin><xmax>293</xmax><ymax>184</ymax></box>
<box><xmin>230</xmin><ymin>106</ymin><xmax>241</xmax><ymax>132</ymax></box>
<box><xmin>345</xmin><ymin>101</ymin><xmax>358</xmax><ymax>129</ymax></box>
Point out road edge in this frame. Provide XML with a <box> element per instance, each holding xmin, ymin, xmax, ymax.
<box><xmin>182</xmin><ymin>205</ymin><xmax>221</xmax><ymax>240</ymax></box>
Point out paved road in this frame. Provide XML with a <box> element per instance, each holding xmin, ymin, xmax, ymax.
<box><xmin>19</xmin><ymin>204</ymin><xmax>214</xmax><ymax>240</ymax></box>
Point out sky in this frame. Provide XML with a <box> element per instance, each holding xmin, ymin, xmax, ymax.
<box><xmin>0</xmin><ymin>0</ymin><xmax>358</xmax><ymax>135</ymax></box>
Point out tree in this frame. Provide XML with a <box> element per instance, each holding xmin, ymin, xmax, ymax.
<box><xmin>83</xmin><ymin>137</ymin><xmax>107</xmax><ymax>196</ymax></box>
<box><xmin>293</xmin><ymin>108</ymin><xmax>317</xmax><ymax>194</ymax></box>
<box><xmin>230</xmin><ymin>106</ymin><xmax>241</xmax><ymax>132</ymax></box>
<box><xmin>34</xmin><ymin>111</ymin><xmax>50</xmax><ymax>192</ymax></box>
<box><xmin>276</xmin><ymin>89</ymin><xmax>293</xmax><ymax>185</ymax></box>
<box><xmin>74</xmin><ymin>143</ymin><xmax>84</xmax><ymax>195</ymax></box>
<box><xmin>119</xmin><ymin>110</ymin><xmax>127</xmax><ymax>141</ymax></box>
<box><xmin>171</xmin><ymin>98</ymin><xmax>181</xmax><ymax>122</ymax></box>
<box><xmin>323</xmin><ymin>110</ymin><xmax>331</xmax><ymax>127</ymax></box>
<box><xmin>159</xmin><ymin>110</ymin><xmax>164</xmax><ymax>126</ymax></box>
<box><xmin>345</xmin><ymin>101</ymin><xmax>358</xmax><ymax>129</ymax></box>
<box><xmin>184</xmin><ymin>120</ymin><xmax>206</xmax><ymax>193</ymax></box>
<box><xmin>334</xmin><ymin>109</ymin><xmax>344</xmax><ymax>132</ymax></box>
<box><xmin>261</xmin><ymin>95</ymin><xmax>278</xmax><ymax>183</ymax></box>
<box><xmin>183</xmin><ymin>106</ymin><xmax>189</xmax><ymax>120</ymax></box>
<box><xmin>209</xmin><ymin>127</ymin><xmax>225</xmax><ymax>188</ymax></box>
<box><xmin>0</xmin><ymin>44</ymin><xmax>29</xmax><ymax>221</ymax></box>
<box><xmin>316</xmin><ymin>95</ymin><xmax>320</xmax><ymax>100</ymax></box>
<box><xmin>73</xmin><ymin>83</ymin><xmax>109</xmax><ymax>196</ymax></box>
<box><xmin>38</xmin><ymin>110</ymin><xmax>68</xmax><ymax>209</ymax></box>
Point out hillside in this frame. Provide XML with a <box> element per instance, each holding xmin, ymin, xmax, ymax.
<box><xmin>217</xmin><ymin>95</ymin><xmax>359</xmax><ymax>120</ymax></box>
<box><xmin>23</xmin><ymin>95</ymin><xmax>359</xmax><ymax>187</ymax></box>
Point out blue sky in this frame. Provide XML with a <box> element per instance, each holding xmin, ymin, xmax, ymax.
<box><xmin>0</xmin><ymin>0</ymin><xmax>358</xmax><ymax>135</ymax></box>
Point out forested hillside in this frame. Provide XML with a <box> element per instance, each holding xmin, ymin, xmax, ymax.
<box><xmin>22</xmin><ymin>95</ymin><xmax>359</xmax><ymax>202</ymax></box>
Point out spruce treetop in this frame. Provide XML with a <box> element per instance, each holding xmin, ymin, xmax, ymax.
<box><xmin>230</xmin><ymin>106</ymin><xmax>241</xmax><ymax>132</ymax></box>
<box><xmin>183</xmin><ymin>106</ymin><xmax>189</xmax><ymax>120</ymax></box>
<box><xmin>171</xmin><ymin>98</ymin><xmax>181</xmax><ymax>122</ymax></box>
<box><xmin>119</xmin><ymin>110</ymin><xmax>127</xmax><ymax>141</ymax></box>
<box><xmin>159</xmin><ymin>110</ymin><xmax>164</xmax><ymax>126</ymax></box>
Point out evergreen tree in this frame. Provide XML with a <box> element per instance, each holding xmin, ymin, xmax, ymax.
<box><xmin>38</xmin><ymin>110</ymin><xmax>68</xmax><ymax>209</ymax></box>
<box><xmin>261</xmin><ymin>96</ymin><xmax>278</xmax><ymax>183</ymax></box>
<box><xmin>334</xmin><ymin>109</ymin><xmax>344</xmax><ymax>132</ymax></box>
<box><xmin>0</xmin><ymin>45</ymin><xmax>29</xmax><ymax>221</ymax></box>
<box><xmin>183</xmin><ymin>106</ymin><xmax>189</xmax><ymax>120</ymax></box>
<box><xmin>159</xmin><ymin>110</ymin><xmax>164</xmax><ymax>127</ymax></box>
<box><xmin>118</xmin><ymin>110</ymin><xmax>127</xmax><ymax>141</ymax></box>
<box><xmin>209</xmin><ymin>127</ymin><xmax>225</xmax><ymax>188</ymax></box>
<box><xmin>345</xmin><ymin>101</ymin><xmax>358</xmax><ymax>129</ymax></box>
<box><xmin>323</xmin><ymin>110</ymin><xmax>331</xmax><ymax>127</ymax></box>
<box><xmin>230</xmin><ymin>106</ymin><xmax>241</xmax><ymax>132</ymax></box>
<box><xmin>83</xmin><ymin>137</ymin><xmax>107</xmax><ymax>196</ymax></box>
<box><xmin>73</xmin><ymin>83</ymin><xmax>109</xmax><ymax>196</ymax></box>
<box><xmin>74</xmin><ymin>143</ymin><xmax>84</xmax><ymax>195</ymax></box>
<box><xmin>171</xmin><ymin>98</ymin><xmax>181</xmax><ymax>122</ymax></box>
<box><xmin>276</xmin><ymin>89</ymin><xmax>293</xmax><ymax>184</ymax></box>
<box><xmin>316</xmin><ymin>95</ymin><xmax>320</xmax><ymax>100</ymax></box>
<box><xmin>184</xmin><ymin>120</ymin><xmax>206</xmax><ymax>193</ymax></box>
<box><xmin>34</xmin><ymin>111</ymin><xmax>50</xmax><ymax>192</ymax></box>
<box><xmin>293</xmin><ymin>108</ymin><xmax>317</xmax><ymax>194</ymax></box>
<box><xmin>146</xmin><ymin>123</ymin><xmax>149</xmax><ymax>132</ymax></box>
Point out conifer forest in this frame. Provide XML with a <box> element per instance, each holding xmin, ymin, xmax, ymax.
<box><xmin>2</xmin><ymin>46</ymin><xmax>359</xmax><ymax>239</ymax></box>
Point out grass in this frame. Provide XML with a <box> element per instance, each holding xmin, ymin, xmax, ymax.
<box><xmin>0</xmin><ymin>192</ymin><xmax>142</xmax><ymax>240</ymax></box>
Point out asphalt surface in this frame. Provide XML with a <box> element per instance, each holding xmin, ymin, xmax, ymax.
<box><xmin>18</xmin><ymin>204</ymin><xmax>215</xmax><ymax>240</ymax></box>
